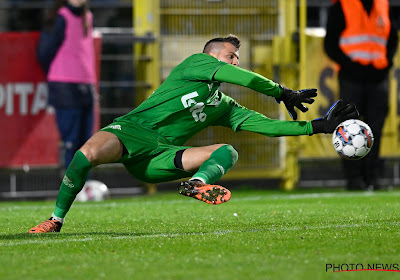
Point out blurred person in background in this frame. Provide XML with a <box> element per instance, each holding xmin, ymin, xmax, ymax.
<box><xmin>324</xmin><ymin>0</ymin><xmax>398</xmax><ymax>191</ymax></box>
<box><xmin>37</xmin><ymin>0</ymin><xmax>96</xmax><ymax>170</ymax></box>
<box><xmin>29</xmin><ymin>35</ymin><xmax>358</xmax><ymax>233</ymax></box>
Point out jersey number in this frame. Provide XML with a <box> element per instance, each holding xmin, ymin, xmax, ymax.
<box><xmin>181</xmin><ymin>92</ymin><xmax>207</xmax><ymax>122</ymax></box>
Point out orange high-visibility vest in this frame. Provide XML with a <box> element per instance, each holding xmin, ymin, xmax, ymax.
<box><xmin>339</xmin><ymin>0</ymin><xmax>391</xmax><ymax>69</ymax></box>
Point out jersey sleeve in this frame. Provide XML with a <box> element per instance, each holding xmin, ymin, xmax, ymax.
<box><xmin>238</xmin><ymin>111</ymin><xmax>313</xmax><ymax>136</ymax></box>
<box><xmin>215</xmin><ymin>98</ymin><xmax>313</xmax><ymax>136</ymax></box>
<box><xmin>213</xmin><ymin>64</ymin><xmax>282</xmax><ymax>98</ymax></box>
<box><xmin>213</xmin><ymin>98</ymin><xmax>256</xmax><ymax>131</ymax></box>
<box><xmin>183</xmin><ymin>53</ymin><xmax>228</xmax><ymax>82</ymax></box>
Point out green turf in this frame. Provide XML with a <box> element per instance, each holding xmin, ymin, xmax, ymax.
<box><xmin>1</xmin><ymin>189</ymin><xmax>400</xmax><ymax>280</ymax></box>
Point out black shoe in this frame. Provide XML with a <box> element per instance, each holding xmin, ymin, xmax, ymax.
<box><xmin>365</xmin><ymin>177</ymin><xmax>381</xmax><ymax>191</ymax></box>
<box><xmin>346</xmin><ymin>177</ymin><xmax>366</xmax><ymax>191</ymax></box>
<box><xmin>366</xmin><ymin>184</ymin><xmax>381</xmax><ymax>191</ymax></box>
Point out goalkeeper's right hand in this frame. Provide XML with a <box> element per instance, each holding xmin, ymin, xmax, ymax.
<box><xmin>311</xmin><ymin>100</ymin><xmax>359</xmax><ymax>134</ymax></box>
<box><xmin>275</xmin><ymin>85</ymin><xmax>317</xmax><ymax>120</ymax></box>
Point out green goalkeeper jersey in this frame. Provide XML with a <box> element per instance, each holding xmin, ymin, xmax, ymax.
<box><xmin>116</xmin><ymin>53</ymin><xmax>312</xmax><ymax>145</ymax></box>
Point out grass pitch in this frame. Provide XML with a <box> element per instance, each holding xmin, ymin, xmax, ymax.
<box><xmin>1</xmin><ymin>189</ymin><xmax>400</xmax><ymax>280</ymax></box>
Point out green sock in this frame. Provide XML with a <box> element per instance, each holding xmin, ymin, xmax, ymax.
<box><xmin>54</xmin><ymin>150</ymin><xmax>93</xmax><ymax>218</ymax></box>
<box><xmin>192</xmin><ymin>145</ymin><xmax>238</xmax><ymax>184</ymax></box>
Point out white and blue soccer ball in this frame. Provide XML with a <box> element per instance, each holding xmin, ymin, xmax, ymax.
<box><xmin>75</xmin><ymin>180</ymin><xmax>110</xmax><ymax>202</ymax></box>
<box><xmin>332</xmin><ymin>119</ymin><xmax>374</xmax><ymax>160</ymax></box>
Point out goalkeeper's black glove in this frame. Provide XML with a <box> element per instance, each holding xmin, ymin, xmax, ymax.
<box><xmin>275</xmin><ymin>85</ymin><xmax>317</xmax><ymax>120</ymax></box>
<box><xmin>311</xmin><ymin>99</ymin><xmax>359</xmax><ymax>134</ymax></box>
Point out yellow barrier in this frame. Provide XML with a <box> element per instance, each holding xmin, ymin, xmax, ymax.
<box><xmin>133</xmin><ymin>0</ymin><xmax>160</xmax><ymax>100</ymax></box>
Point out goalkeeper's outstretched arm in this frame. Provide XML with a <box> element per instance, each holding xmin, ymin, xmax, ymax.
<box><xmin>237</xmin><ymin>112</ymin><xmax>314</xmax><ymax>137</ymax></box>
<box><xmin>236</xmin><ymin>100</ymin><xmax>359</xmax><ymax>137</ymax></box>
<box><xmin>213</xmin><ymin>64</ymin><xmax>317</xmax><ymax>120</ymax></box>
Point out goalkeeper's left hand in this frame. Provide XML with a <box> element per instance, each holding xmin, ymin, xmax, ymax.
<box><xmin>311</xmin><ymin>99</ymin><xmax>359</xmax><ymax>134</ymax></box>
<box><xmin>275</xmin><ymin>85</ymin><xmax>318</xmax><ymax>120</ymax></box>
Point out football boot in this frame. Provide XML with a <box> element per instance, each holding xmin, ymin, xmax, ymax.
<box><xmin>28</xmin><ymin>217</ymin><xmax>63</xmax><ymax>233</ymax></box>
<box><xmin>178</xmin><ymin>179</ymin><xmax>231</xmax><ymax>205</ymax></box>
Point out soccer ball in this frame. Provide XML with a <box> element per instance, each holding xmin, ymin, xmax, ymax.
<box><xmin>332</xmin><ymin>119</ymin><xmax>374</xmax><ymax>160</ymax></box>
<box><xmin>75</xmin><ymin>180</ymin><xmax>110</xmax><ymax>202</ymax></box>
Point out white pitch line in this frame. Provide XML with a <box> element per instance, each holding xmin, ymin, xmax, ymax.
<box><xmin>2</xmin><ymin>221</ymin><xmax>399</xmax><ymax>247</ymax></box>
<box><xmin>1</xmin><ymin>191</ymin><xmax>399</xmax><ymax>212</ymax></box>
<box><xmin>1</xmin><ymin>237</ymin><xmax>93</xmax><ymax>246</ymax></box>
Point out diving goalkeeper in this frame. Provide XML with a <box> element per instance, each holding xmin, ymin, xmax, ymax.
<box><xmin>29</xmin><ymin>35</ymin><xmax>358</xmax><ymax>233</ymax></box>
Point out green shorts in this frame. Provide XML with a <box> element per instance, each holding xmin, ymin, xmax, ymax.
<box><xmin>101</xmin><ymin>121</ymin><xmax>194</xmax><ymax>183</ymax></box>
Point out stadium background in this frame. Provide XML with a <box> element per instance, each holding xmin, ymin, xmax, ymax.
<box><xmin>1</xmin><ymin>0</ymin><xmax>400</xmax><ymax>199</ymax></box>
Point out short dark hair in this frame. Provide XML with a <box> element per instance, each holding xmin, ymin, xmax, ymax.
<box><xmin>202</xmin><ymin>34</ymin><xmax>241</xmax><ymax>53</ymax></box>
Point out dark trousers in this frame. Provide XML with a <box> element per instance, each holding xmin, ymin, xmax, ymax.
<box><xmin>339</xmin><ymin>77</ymin><xmax>389</xmax><ymax>188</ymax></box>
<box><xmin>55</xmin><ymin>107</ymin><xmax>94</xmax><ymax>169</ymax></box>
<box><xmin>48</xmin><ymin>82</ymin><xmax>95</xmax><ymax>169</ymax></box>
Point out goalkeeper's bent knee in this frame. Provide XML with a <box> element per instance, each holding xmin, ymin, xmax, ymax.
<box><xmin>192</xmin><ymin>144</ymin><xmax>238</xmax><ymax>184</ymax></box>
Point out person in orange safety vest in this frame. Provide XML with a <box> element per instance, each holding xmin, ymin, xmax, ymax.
<box><xmin>324</xmin><ymin>0</ymin><xmax>398</xmax><ymax>190</ymax></box>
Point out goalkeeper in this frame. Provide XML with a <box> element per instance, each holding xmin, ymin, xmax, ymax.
<box><xmin>29</xmin><ymin>35</ymin><xmax>358</xmax><ymax>233</ymax></box>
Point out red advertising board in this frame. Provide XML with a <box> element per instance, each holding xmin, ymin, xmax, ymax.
<box><xmin>0</xmin><ymin>32</ymin><xmax>101</xmax><ymax>168</ymax></box>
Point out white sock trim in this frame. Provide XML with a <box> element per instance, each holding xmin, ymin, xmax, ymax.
<box><xmin>51</xmin><ymin>213</ymin><xmax>65</xmax><ymax>224</ymax></box>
